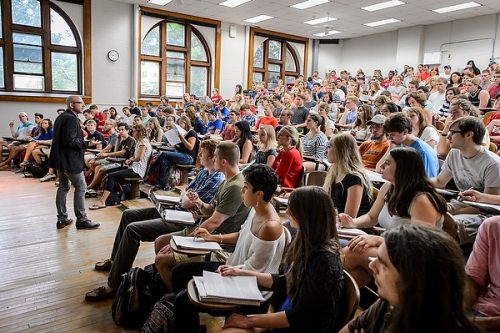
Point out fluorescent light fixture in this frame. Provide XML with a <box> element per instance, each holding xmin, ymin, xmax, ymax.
<box><xmin>219</xmin><ymin>0</ymin><xmax>251</xmax><ymax>8</ymax></box>
<box><xmin>304</xmin><ymin>16</ymin><xmax>336</xmax><ymax>25</ymax></box>
<box><xmin>148</xmin><ymin>0</ymin><xmax>173</xmax><ymax>5</ymax></box>
<box><xmin>362</xmin><ymin>0</ymin><xmax>405</xmax><ymax>12</ymax></box>
<box><xmin>244</xmin><ymin>15</ymin><xmax>273</xmax><ymax>23</ymax></box>
<box><xmin>432</xmin><ymin>1</ymin><xmax>481</xmax><ymax>14</ymax></box>
<box><xmin>291</xmin><ymin>0</ymin><xmax>329</xmax><ymax>10</ymax></box>
<box><xmin>314</xmin><ymin>30</ymin><xmax>340</xmax><ymax>37</ymax></box>
<box><xmin>364</xmin><ymin>18</ymin><xmax>400</xmax><ymax>27</ymax></box>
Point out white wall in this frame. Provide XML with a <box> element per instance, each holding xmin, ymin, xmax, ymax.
<box><xmin>318</xmin><ymin>13</ymin><xmax>500</xmax><ymax>76</ymax></box>
<box><xmin>219</xmin><ymin>22</ymin><xmax>247</xmax><ymax>98</ymax></box>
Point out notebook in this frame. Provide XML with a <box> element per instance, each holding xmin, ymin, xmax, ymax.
<box><xmin>172</xmin><ymin>236</ymin><xmax>222</xmax><ymax>251</ymax></box>
<box><xmin>193</xmin><ymin>271</ymin><xmax>264</xmax><ymax>306</ymax></box>
<box><xmin>162</xmin><ymin>209</ymin><xmax>195</xmax><ymax>226</ymax></box>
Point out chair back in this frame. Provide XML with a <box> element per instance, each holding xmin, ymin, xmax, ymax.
<box><xmin>442</xmin><ymin>212</ymin><xmax>458</xmax><ymax>242</ymax></box>
<box><xmin>294</xmin><ymin>165</ymin><xmax>306</xmax><ymax>188</ymax></box>
<box><xmin>339</xmin><ymin>270</ymin><xmax>360</xmax><ymax>327</ymax></box>
<box><xmin>435</xmin><ymin>121</ymin><xmax>445</xmax><ymax>131</ymax></box>
<box><xmin>489</xmin><ymin>142</ymin><xmax>498</xmax><ymax>153</ymax></box>
<box><xmin>305</xmin><ymin>170</ymin><xmax>327</xmax><ymax>187</ymax></box>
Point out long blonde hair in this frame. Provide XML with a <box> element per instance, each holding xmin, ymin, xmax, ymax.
<box><xmin>323</xmin><ymin>133</ymin><xmax>373</xmax><ymax>201</ymax></box>
<box><xmin>259</xmin><ymin>125</ymin><xmax>277</xmax><ymax>150</ymax></box>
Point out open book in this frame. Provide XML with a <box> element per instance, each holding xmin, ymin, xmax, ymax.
<box><xmin>173</xmin><ymin>236</ymin><xmax>222</xmax><ymax>251</ymax></box>
<box><xmin>193</xmin><ymin>271</ymin><xmax>265</xmax><ymax>306</ymax></box>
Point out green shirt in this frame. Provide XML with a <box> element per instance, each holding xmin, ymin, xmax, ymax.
<box><xmin>211</xmin><ymin>172</ymin><xmax>250</xmax><ymax>235</ymax></box>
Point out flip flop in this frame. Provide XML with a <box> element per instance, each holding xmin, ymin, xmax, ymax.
<box><xmin>89</xmin><ymin>204</ymin><xmax>106</xmax><ymax>210</ymax></box>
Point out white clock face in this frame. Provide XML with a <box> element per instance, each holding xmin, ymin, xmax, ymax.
<box><xmin>108</xmin><ymin>50</ymin><xmax>119</xmax><ymax>61</ymax></box>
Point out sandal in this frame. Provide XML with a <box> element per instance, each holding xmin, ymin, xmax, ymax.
<box><xmin>89</xmin><ymin>203</ymin><xmax>106</xmax><ymax>210</ymax></box>
<box><xmin>85</xmin><ymin>286</ymin><xmax>115</xmax><ymax>302</ymax></box>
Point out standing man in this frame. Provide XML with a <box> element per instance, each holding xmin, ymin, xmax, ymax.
<box><xmin>49</xmin><ymin>96</ymin><xmax>100</xmax><ymax>230</ymax></box>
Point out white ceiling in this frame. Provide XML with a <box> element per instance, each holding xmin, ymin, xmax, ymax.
<box><xmin>111</xmin><ymin>0</ymin><xmax>500</xmax><ymax>39</ymax></box>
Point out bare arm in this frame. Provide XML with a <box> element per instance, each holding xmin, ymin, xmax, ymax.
<box><xmin>239</xmin><ymin>140</ymin><xmax>253</xmax><ymax>164</ymax></box>
<box><xmin>343</xmin><ymin>185</ymin><xmax>364</xmax><ymax>218</ymax></box>
<box><xmin>429</xmin><ymin>169</ymin><xmax>453</xmax><ymax>189</ymax></box>
<box><xmin>479</xmin><ymin>90</ymin><xmax>490</xmax><ymax>109</ymax></box>
<box><xmin>340</xmin><ymin>182</ymin><xmax>390</xmax><ymax>228</ymax></box>
<box><xmin>409</xmin><ymin>194</ymin><xmax>441</xmax><ymax>227</ymax></box>
<box><xmin>265</xmin><ymin>154</ymin><xmax>276</xmax><ymax>168</ymax></box>
<box><xmin>198</xmin><ymin>210</ymin><xmax>231</xmax><ymax>233</ymax></box>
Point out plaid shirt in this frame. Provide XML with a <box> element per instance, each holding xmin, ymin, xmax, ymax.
<box><xmin>186</xmin><ymin>168</ymin><xmax>225</xmax><ymax>203</ymax></box>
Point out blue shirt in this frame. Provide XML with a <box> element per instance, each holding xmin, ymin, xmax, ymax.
<box><xmin>186</xmin><ymin>168</ymin><xmax>225</xmax><ymax>204</ymax></box>
<box><xmin>345</xmin><ymin>110</ymin><xmax>358</xmax><ymax>124</ymax></box>
<box><xmin>406</xmin><ymin>138</ymin><xmax>439</xmax><ymax>177</ymax></box>
<box><xmin>207</xmin><ymin>118</ymin><xmax>223</xmax><ymax>134</ymax></box>
<box><xmin>35</xmin><ymin>128</ymin><xmax>54</xmax><ymax>141</ymax></box>
<box><xmin>216</xmin><ymin>106</ymin><xmax>230</xmax><ymax>122</ymax></box>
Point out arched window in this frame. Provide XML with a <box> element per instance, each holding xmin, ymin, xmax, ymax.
<box><xmin>252</xmin><ymin>39</ymin><xmax>300</xmax><ymax>90</ymax></box>
<box><xmin>0</xmin><ymin>0</ymin><xmax>82</xmax><ymax>93</ymax></box>
<box><xmin>140</xmin><ymin>21</ymin><xmax>211</xmax><ymax>99</ymax></box>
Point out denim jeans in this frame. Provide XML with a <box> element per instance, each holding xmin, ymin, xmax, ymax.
<box><xmin>56</xmin><ymin>171</ymin><xmax>88</xmax><ymax>222</ymax></box>
<box><xmin>157</xmin><ymin>151</ymin><xmax>193</xmax><ymax>187</ymax></box>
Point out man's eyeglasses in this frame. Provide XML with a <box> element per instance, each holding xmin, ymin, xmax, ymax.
<box><xmin>448</xmin><ymin>130</ymin><xmax>464</xmax><ymax>136</ymax></box>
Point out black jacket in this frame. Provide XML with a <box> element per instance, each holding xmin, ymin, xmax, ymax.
<box><xmin>49</xmin><ymin>109</ymin><xmax>87</xmax><ymax>174</ymax></box>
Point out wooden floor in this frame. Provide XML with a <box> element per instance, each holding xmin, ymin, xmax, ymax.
<box><xmin>0</xmin><ymin>171</ymin><xmax>155</xmax><ymax>332</ymax></box>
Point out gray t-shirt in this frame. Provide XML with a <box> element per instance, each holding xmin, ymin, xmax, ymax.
<box><xmin>387</xmin><ymin>85</ymin><xmax>406</xmax><ymax>96</ymax></box>
<box><xmin>442</xmin><ymin>147</ymin><xmax>500</xmax><ymax>192</ymax></box>
<box><xmin>291</xmin><ymin>106</ymin><xmax>309</xmax><ymax>125</ymax></box>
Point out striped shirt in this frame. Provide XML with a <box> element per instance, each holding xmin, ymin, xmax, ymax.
<box><xmin>186</xmin><ymin>168</ymin><xmax>225</xmax><ymax>203</ymax></box>
<box><xmin>302</xmin><ymin>131</ymin><xmax>329</xmax><ymax>160</ymax></box>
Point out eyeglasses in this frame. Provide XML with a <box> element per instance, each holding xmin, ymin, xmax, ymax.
<box><xmin>448</xmin><ymin>130</ymin><xmax>464</xmax><ymax>136</ymax></box>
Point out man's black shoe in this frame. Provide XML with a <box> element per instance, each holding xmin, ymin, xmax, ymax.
<box><xmin>56</xmin><ymin>218</ymin><xmax>73</xmax><ymax>229</ymax></box>
<box><xmin>76</xmin><ymin>220</ymin><xmax>100</xmax><ymax>230</ymax></box>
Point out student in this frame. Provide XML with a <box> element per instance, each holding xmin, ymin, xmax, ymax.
<box><xmin>255</xmin><ymin>125</ymin><xmax>278</xmax><ymax>167</ymax></box>
<box><xmin>406</xmin><ymin>107</ymin><xmax>439</xmax><ymax>149</ymax></box>
<box><xmin>207</xmin><ymin>109</ymin><xmax>224</xmax><ymax>135</ymax></box>
<box><xmin>341</xmin><ymin>224</ymin><xmax>483</xmax><ymax>333</ymax></box>
<box><xmin>272</xmin><ymin>126</ymin><xmax>303</xmax><ymax>188</ymax></box>
<box><xmin>337</xmin><ymin>96</ymin><xmax>359</xmax><ymax>130</ymax></box>
<box><xmin>323</xmin><ymin>133</ymin><xmax>373</xmax><ymax>218</ymax></box>
<box><xmin>255</xmin><ymin>104</ymin><xmax>278</xmax><ymax>129</ymax></box>
<box><xmin>340</xmin><ymin>147</ymin><xmax>447</xmax><ymax>286</ymax></box>
<box><xmin>233</xmin><ymin>120</ymin><xmax>254</xmax><ymax>164</ymax></box>
<box><xmin>386</xmin><ymin>75</ymin><xmax>406</xmax><ymax>102</ymax></box>
<box><xmin>302</xmin><ymin>113</ymin><xmax>328</xmax><ymax>171</ymax></box>
<box><xmin>221</xmin><ymin>111</ymin><xmax>239</xmax><ymax>141</ymax></box>
<box><xmin>89</xmin><ymin>124</ymin><xmax>152</xmax><ymax>210</ymax></box>
<box><xmin>154</xmin><ymin>116</ymin><xmax>199</xmax><ymax>191</ymax></box>
<box><xmin>359</xmin><ymin>115</ymin><xmax>390</xmax><ymax>170</ymax></box>
<box><xmin>215</xmin><ymin>186</ymin><xmax>345</xmax><ymax>333</ymax></box>
<box><xmin>162</xmin><ymin>164</ymin><xmax>286</xmax><ymax>333</ymax></box>
<box><xmin>147</xmin><ymin>117</ymin><xmax>164</xmax><ymax>143</ymax></box>
<box><xmin>377</xmin><ymin>112</ymin><xmax>439</xmax><ymax>177</ymax></box>
<box><xmin>351</xmin><ymin>104</ymin><xmax>373</xmax><ymax>142</ymax></box>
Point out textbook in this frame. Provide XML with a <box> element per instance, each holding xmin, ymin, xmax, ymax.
<box><xmin>338</xmin><ymin>228</ymin><xmax>368</xmax><ymax>237</ymax></box>
<box><xmin>193</xmin><ymin>271</ymin><xmax>264</xmax><ymax>306</ymax></box>
<box><xmin>462</xmin><ymin>201</ymin><xmax>500</xmax><ymax>214</ymax></box>
<box><xmin>162</xmin><ymin>209</ymin><xmax>195</xmax><ymax>226</ymax></box>
<box><xmin>155</xmin><ymin>195</ymin><xmax>181</xmax><ymax>204</ymax></box>
<box><xmin>172</xmin><ymin>236</ymin><xmax>222</xmax><ymax>251</ymax></box>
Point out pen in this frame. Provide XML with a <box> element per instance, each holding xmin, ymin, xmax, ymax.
<box><xmin>457</xmin><ymin>187</ymin><xmax>474</xmax><ymax>202</ymax></box>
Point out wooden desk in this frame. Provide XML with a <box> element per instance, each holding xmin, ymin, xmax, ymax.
<box><xmin>187</xmin><ymin>279</ymin><xmax>238</xmax><ymax>310</ymax></box>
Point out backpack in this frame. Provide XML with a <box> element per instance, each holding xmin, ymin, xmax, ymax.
<box><xmin>25</xmin><ymin>161</ymin><xmax>48</xmax><ymax>178</ymax></box>
<box><xmin>112</xmin><ymin>264</ymin><xmax>165</xmax><ymax>329</ymax></box>
<box><xmin>101</xmin><ymin>174</ymin><xmax>125</xmax><ymax>206</ymax></box>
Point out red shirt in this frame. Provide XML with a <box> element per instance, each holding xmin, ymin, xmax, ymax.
<box><xmin>256</xmin><ymin>116</ymin><xmax>278</xmax><ymax>129</ymax></box>
<box><xmin>211</xmin><ymin>94</ymin><xmax>222</xmax><ymax>104</ymax></box>
<box><xmin>273</xmin><ymin>147</ymin><xmax>303</xmax><ymax>188</ymax></box>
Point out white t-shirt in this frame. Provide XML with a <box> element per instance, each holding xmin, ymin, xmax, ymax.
<box><xmin>419</xmin><ymin>126</ymin><xmax>440</xmax><ymax>148</ymax></box>
<box><xmin>428</xmin><ymin>91</ymin><xmax>446</xmax><ymax>115</ymax></box>
<box><xmin>442</xmin><ymin>147</ymin><xmax>500</xmax><ymax>192</ymax></box>
<box><xmin>130</xmin><ymin>138</ymin><xmax>152</xmax><ymax>177</ymax></box>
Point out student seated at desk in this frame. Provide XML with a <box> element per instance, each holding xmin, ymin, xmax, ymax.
<box><xmin>156</xmin><ymin>165</ymin><xmax>286</xmax><ymax>333</ymax></box>
<box><xmin>254</xmin><ymin>125</ymin><xmax>278</xmax><ymax>167</ymax></box>
<box><xmin>255</xmin><ymin>104</ymin><xmax>278</xmax><ymax>129</ymax></box>
<box><xmin>341</xmin><ymin>224</ymin><xmax>483</xmax><ymax>333</ymax></box>
<box><xmin>89</xmin><ymin>124</ymin><xmax>151</xmax><ymax>210</ymax></box>
<box><xmin>213</xmin><ymin>186</ymin><xmax>344</xmax><ymax>333</ymax></box>
<box><xmin>323</xmin><ymin>133</ymin><xmax>373</xmax><ymax>218</ymax></box>
<box><xmin>272</xmin><ymin>126</ymin><xmax>303</xmax><ymax>188</ymax></box>
<box><xmin>302</xmin><ymin>113</ymin><xmax>328</xmax><ymax>171</ymax></box>
<box><xmin>340</xmin><ymin>147</ymin><xmax>447</xmax><ymax>287</ymax></box>
<box><xmin>0</xmin><ymin>112</ymin><xmax>35</xmax><ymax>170</ymax></box>
<box><xmin>18</xmin><ymin>118</ymin><xmax>54</xmax><ymax>169</ymax></box>
<box><xmin>233</xmin><ymin>120</ymin><xmax>254</xmax><ymax>164</ymax></box>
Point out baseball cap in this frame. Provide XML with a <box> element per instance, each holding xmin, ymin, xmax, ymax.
<box><xmin>207</xmin><ymin>109</ymin><xmax>217</xmax><ymax>115</ymax></box>
<box><xmin>18</xmin><ymin>112</ymin><xmax>28</xmax><ymax>117</ymax></box>
<box><xmin>128</xmin><ymin>98</ymin><xmax>136</xmax><ymax>103</ymax></box>
<box><xmin>367</xmin><ymin>114</ymin><xmax>386</xmax><ymax>125</ymax></box>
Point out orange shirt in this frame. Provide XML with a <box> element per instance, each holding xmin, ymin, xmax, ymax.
<box><xmin>359</xmin><ymin>139</ymin><xmax>390</xmax><ymax>170</ymax></box>
<box><xmin>256</xmin><ymin>116</ymin><xmax>278</xmax><ymax>129</ymax></box>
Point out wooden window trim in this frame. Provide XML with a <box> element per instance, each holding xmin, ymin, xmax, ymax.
<box><xmin>248</xmin><ymin>27</ymin><xmax>308</xmax><ymax>89</ymax></box>
<box><xmin>0</xmin><ymin>0</ymin><xmax>91</xmax><ymax>103</ymax></box>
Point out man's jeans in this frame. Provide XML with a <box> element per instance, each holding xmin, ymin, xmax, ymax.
<box><xmin>56</xmin><ymin>171</ymin><xmax>88</xmax><ymax>222</ymax></box>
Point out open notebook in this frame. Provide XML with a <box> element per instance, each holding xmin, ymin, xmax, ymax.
<box><xmin>193</xmin><ymin>271</ymin><xmax>265</xmax><ymax>306</ymax></box>
<box><xmin>173</xmin><ymin>236</ymin><xmax>222</xmax><ymax>251</ymax></box>
<box><xmin>162</xmin><ymin>209</ymin><xmax>195</xmax><ymax>225</ymax></box>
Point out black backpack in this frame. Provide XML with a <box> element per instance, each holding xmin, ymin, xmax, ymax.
<box><xmin>25</xmin><ymin>161</ymin><xmax>48</xmax><ymax>178</ymax></box>
<box><xmin>111</xmin><ymin>264</ymin><xmax>165</xmax><ymax>329</ymax></box>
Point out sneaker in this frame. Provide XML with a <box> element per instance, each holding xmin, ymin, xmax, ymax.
<box><xmin>19</xmin><ymin>161</ymin><xmax>29</xmax><ymax>168</ymax></box>
<box><xmin>85</xmin><ymin>189</ymin><xmax>97</xmax><ymax>198</ymax></box>
<box><xmin>40</xmin><ymin>173</ymin><xmax>56</xmax><ymax>182</ymax></box>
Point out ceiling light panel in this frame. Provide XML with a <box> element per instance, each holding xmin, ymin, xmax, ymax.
<box><xmin>362</xmin><ymin>0</ymin><xmax>405</xmax><ymax>12</ymax></box>
<box><xmin>244</xmin><ymin>15</ymin><xmax>274</xmax><ymax>23</ymax></box>
<box><xmin>219</xmin><ymin>0</ymin><xmax>252</xmax><ymax>8</ymax></box>
<box><xmin>291</xmin><ymin>0</ymin><xmax>329</xmax><ymax>10</ymax></box>
<box><xmin>314</xmin><ymin>30</ymin><xmax>340</xmax><ymax>37</ymax></box>
<box><xmin>432</xmin><ymin>2</ymin><xmax>481</xmax><ymax>14</ymax></box>
<box><xmin>304</xmin><ymin>16</ymin><xmax>337</xmax><ymax>25</ymax></box>
<box><xmin>364</xmin><ymin>18</ymin><xmax>401</xmax><ymax>27</ymax></box>
<box><xmin>148</xmin><ymin>0</ymin><xmax>173</xmax><ymax>5</ymax></box>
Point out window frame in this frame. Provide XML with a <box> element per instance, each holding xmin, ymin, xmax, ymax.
<box><xmin>247</xmin><ymin>27</ymin><xmax>309</xmax><ymax>90</ymax></box>
<box><xmin>0</xmin><ymin>0</ymin><xmax>86</xmax><ymax>101</ymax></box>
<box><xmin>140</xmin><ymin>19</ymin><xmax>212</xmax><ymax>100</ymax></box>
